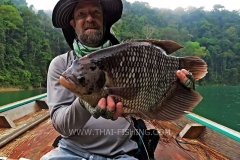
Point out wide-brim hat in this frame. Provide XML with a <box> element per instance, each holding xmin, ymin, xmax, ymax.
<box><xmin>52</xmin><ymin>0</ymin><xmax>123</xmax><ymax>49</ymax></box>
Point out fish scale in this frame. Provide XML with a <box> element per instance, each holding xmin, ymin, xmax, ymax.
<box><xmin>101</xmin><ymin>44</ymin><xmax>180</xmax><ymax>113</ymax></box>
<box><xmin>60</xmin><ymin>39</ymin><xmax>208</xmax><ymax>121</ymax></box>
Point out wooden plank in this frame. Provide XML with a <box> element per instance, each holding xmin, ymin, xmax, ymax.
<box><xmin>36</xmin><ymin>100</ymin><xmax>49</xmax><ymax>109</ymax></box>
<box><xmin>179</xmin><ymin>123</ymin><xmax>205</xmax><ymax>139</ymax></box>
<box><xmin>0</xmin><ymin>101</ymin><xmax>43</xmax><ymax>121</ymax></box>
<box><xmin>0</xmin><ymin>115</ymin><xmax>15</xmax><ymax>128</ymax></box>
<box><xmin>154</xmin><ymin>141</ymin><xmax>195</xmax><ymax>160</ymax></box>
<box><xmin>0</xmin><ymin>113</ymin><xmax>234</xmax><ymax>160</ymax></box>
<box><xmin>144</xmin><ymin>120</ymin><xmax>202</xmax><ymax>160</ymax></box>
<box><xmin>175</xmin><ymin>116</ymin><xmax>240</xmax><ymax>160</ymax></box>
<box><xmin>0</xmin><ymin>118</ymin><xmax>59</xmax><ymax>160</ymax></box>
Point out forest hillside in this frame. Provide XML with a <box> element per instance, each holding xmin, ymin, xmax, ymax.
<box><xmin>1</xmin><ymin>0</ymin><xmax>240</xmax><ymax>88</ymax></box>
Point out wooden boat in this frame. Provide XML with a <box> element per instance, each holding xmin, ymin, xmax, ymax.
<box><xmin>0</xmin><ymin>94</ymin><xmax>239</xmax><ymax>160</ymax></box>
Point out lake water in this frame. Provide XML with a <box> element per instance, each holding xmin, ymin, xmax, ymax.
<box><xmin>0</xmin><ymin>86</ymin><xmax>239</xmax><ymax>132</ymax></box>
<box><xmin>0</xmin><ymin>89</ymin><xmax>47</xmax><ymax>106</ymax></box>
<box><xmin>193</xmin><ymin>86</ymin><xmax>240</xmax><ymax>132</ymax></box>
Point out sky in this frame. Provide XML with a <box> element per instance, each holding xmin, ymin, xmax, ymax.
<box><xmin>26</xmin><ymin>0</ymin><xmax>240</xmax><ymax>11</ymax></box>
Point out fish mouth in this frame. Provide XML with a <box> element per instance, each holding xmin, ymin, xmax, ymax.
<box><xmin>59</xmin><ymin>75</ymin><xmax>77</xmax><ymax>90</ymax></box>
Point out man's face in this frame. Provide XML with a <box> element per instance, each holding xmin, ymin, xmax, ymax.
<box><xmin>70</xmin><ymin>1</ymin><xmax>104</xmax><ymax>47</ymax></box>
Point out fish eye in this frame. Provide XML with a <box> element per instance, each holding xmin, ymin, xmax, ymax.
<box><xmin>90</xmin><ymin>66</ymin><xmax>96</xmax><ymax>71</ymax></box>
<box><xmin>78</xmin><ymin>76</ymin><xmax>85</xmax><ymax>84</ymax></box>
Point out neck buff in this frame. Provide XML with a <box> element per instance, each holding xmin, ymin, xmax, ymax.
<box><xmin>73</xmin><ymin>39</ymin><xmax>111</xmax><ymax>58</ymax></box>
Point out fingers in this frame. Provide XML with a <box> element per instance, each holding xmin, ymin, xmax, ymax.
<box><xmin>97</xmin><ymin>96</ymin><xmax>115</xmax><ymax>111</ymax></box>
<box><xmin>176</xmin><ymin>69</ymin><xmax>196</xmax><ymax>90</ymax></box>
<box><xmin>107</xmin><ymin>96</ymin><xmax>115</xmax><ymax>111</ymax></box>
<box><xmin>98</xmin><ymin>98</ymin><xmax>107</xmax><ymax>109</ymax></box>
<box><xmin>106</xmin><ymin>96</ymin><xmax>123</xmax><ymax>120</ymax></box>
<box><xmin>176</xmin><ymin>69</ymin><xmax>188</xmax><ymax>83</ymax></box>
<box><xmin>97</xmin><ymin>96</ymin><xmax>123</xmax><ymax>120</ymax></box>
<box><xmin>113</xmin><ymin>102</ymin><xmax>123</xmax><ymax>120</ymax></box>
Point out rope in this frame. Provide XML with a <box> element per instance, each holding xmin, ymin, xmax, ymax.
<box><xmin>175</xmin><ymin>133</ymin><xmax>211</xmax><ymax>160</ymax></box>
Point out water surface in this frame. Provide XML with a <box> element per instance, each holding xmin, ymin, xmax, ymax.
<box><xmin>194</xmin><ymin>86</ymin><xmax>240</xmax><ymax>132</ymax></box>
<box><xmin>0</xmin><ymin>89</ymin><xmax>47</xmax><ymax>106</ymax></box>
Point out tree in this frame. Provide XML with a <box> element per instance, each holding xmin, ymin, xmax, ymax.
<box><xmin>0</xmin><ymin>5</ymin><xmax>23</xmax><ymax>30</ymax></box>
<box><xmin>176</xmin><ymin>41</ymin><xmax>208</xmax><ymax>58</ymax></box>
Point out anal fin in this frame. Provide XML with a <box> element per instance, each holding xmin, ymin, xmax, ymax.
<box><xmin>150</xmin><ymin>81</ymin><xmax>202</xmax><ymax>121</ymax></box>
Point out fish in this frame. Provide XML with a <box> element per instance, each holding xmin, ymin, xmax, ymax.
<box><xmin>59</xmin><ymin>39</ymin><xmax>208</xmax><ymax>121</ymax></box>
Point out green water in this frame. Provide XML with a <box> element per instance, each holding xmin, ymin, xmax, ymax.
<box><xmin>193</xmin><ymin>86</ymin><xmax>240</xmax><ymax>132</ymax></box>
<box><xmin>0</xmin><ymin>86</ymin><xmax>239</xmax><ymax>132</ymax></box>
<box><xmin>0</xmin><ymin>89</ymin><xmax>47</xmax><ymax>106</ymax></box>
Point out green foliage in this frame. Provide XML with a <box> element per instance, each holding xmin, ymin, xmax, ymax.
<box><xmin>1</xmin><ymin>0</ymin><xmax>240</xmax><ymax>88</ymax></box>
<box><xmin>177</xmin><ymin>41</ymin><xmax>207</xmax><ymax>58</ymax></box>
<box><xmin>0</xmin><ymin>0</ymin><xmax>68</xmax><ymax>88</ymax></box>
<box><xmin>224</xmin><ymin>68</ymin><xmax>239</xmax><ymax>85</ymax></box>
<box><xmin>0</xmin><ymin>4</ymin><xmax>23</xmax><ymax>30</ymax></box>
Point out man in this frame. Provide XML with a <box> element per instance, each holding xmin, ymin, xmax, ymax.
<box><xmin>41</xmin><ymin>0</ymin><xmax>193</xmax><ymax>159</ymax></box>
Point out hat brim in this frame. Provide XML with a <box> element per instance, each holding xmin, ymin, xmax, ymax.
<box><xmin>52</xmin><ymin>0</ymin><xmax>123</xmax><ymax>29</ymax></box>
<box><xmin>52</xmin><ymin>0</ymin><xmax>123</xmax><ymax>49</ymax></box>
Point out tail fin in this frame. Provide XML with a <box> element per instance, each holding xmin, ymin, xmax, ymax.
<box><xmin>179</xmin><ymin>56</ymin><xmax>208</xmax><ymax>80</ymax></box>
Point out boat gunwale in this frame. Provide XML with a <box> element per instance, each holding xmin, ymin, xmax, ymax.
<box><xmin>0</xmin><ymin>93</ymin><xmax>47</xmax><ymax>113</ymax></box>
<box><xmin>185</xmin><ymin>111</ymin><xmax>240</xmax><ymax>143</ymax></box>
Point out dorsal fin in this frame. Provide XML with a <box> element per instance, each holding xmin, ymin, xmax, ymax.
<box><xmin>125</xmin><ymin>39</ymin><xmax>183</xmax><ymax>54</ymax></box>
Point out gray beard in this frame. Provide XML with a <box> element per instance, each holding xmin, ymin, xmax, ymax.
<box><xmin>78</xmin><ymin>30</ymin><xmax>103</xmax><ymax>46</ymax></box>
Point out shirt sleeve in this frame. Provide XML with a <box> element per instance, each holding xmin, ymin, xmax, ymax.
<box><xmin>47</xmin><ymin>54</ymin><xmax>91</xmax><ymax>136</ymax></box>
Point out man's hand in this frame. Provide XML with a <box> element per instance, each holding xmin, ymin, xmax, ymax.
<box><xmin>176</xmin><ymin>69</ymin><xmax>189</xmax><ymax>83</ymax></box>
<box><xmin>98</xmin><ymin>96</ymin><xmax>123</xmax><ymax>120</ymax></box>
<box><xmin>176</xmin><ymin>69</ymin><xmax>196</xmax><ymax>89</ymax></box>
